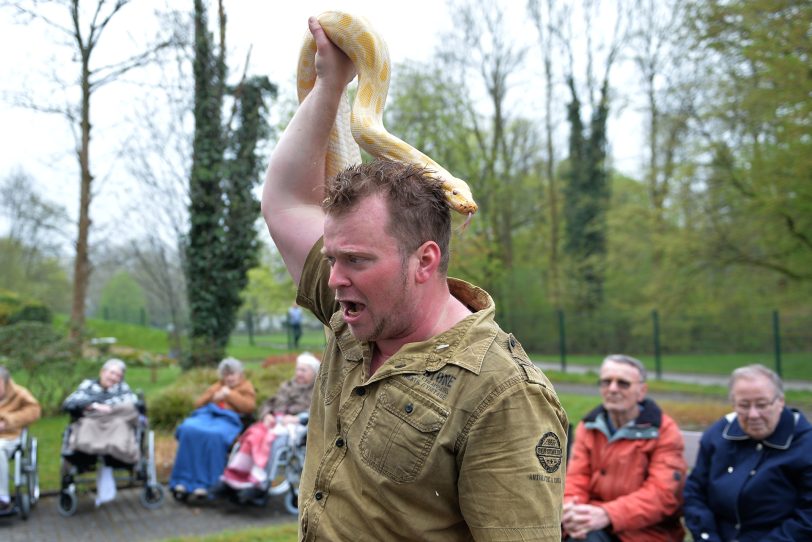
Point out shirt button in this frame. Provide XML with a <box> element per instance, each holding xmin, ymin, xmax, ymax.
<box><xmin>727</xmin><ymin>466</ymin><xmax>734</xmax><ymax>473</ymax></box>
<box><xmin>355</xmin><ymin>387</ymin><xmax>366</xmax><ymax>396</ymax></box>
<box><xmin>336</xmin><ymin>438</ymin><xmax>345</xmax><ymax>448</ymax></box>
<box><xmin>404</xmin><ymin>403</ymin><xmax>414</xmax><ymax>414</ymax></box>
<box><xmin>756</xmin><ymin>443</ymin><xmax>763</xmax><ymax>451</ymax></box>
<box><xmin>315</xmin><ymin>491</ymin><xmax>323</xmax><ymax>501</ymax></box>
<box><xmin>700</xmin><ymin>534</ymin><xmax>710</xmax><ymax>540</ymax></box>
<box><xmin>749</xmin><ymin>469</ymin><xmax>756</xmax><ymax>476</ymax></box>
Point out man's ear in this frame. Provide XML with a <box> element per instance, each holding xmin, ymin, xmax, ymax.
<box><xmin>413</xmin><ymin>241</ymin><xmax>441</xmax><ymax>284</ymax></box>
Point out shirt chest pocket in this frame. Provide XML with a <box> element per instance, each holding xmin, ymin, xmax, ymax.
<box><xmin>359</xmin><ymin>381</ymin><xmax>448</xmax><ymax>483</ymax></box>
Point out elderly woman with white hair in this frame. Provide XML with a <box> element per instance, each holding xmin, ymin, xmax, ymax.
<box><xmin>62</xmin><ymin>358</ymin><xmax>139</xmax><ymax>506</ymax></box>
<box><xmin>684</xmin><ymin>363</ymin><xmax>812</xmax><ymax>542</ymax></box>
<box><xmin>170</xmin><ymin>357</ymin><xmax>256</xmax><ymax>499</ymax></box>
<box><xmin>213</xmin><ymin>352</ymin><xmax>320</xmax><ymax>502</ymax></box>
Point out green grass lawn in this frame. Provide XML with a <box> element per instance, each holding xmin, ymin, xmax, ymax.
<box><xmin>161</xmin><ymin>524</ymin><xmax>298</xmax><ymax>542</ymax></box>
<box><xmin>227</xmin><ymin>331</ymin><xmax>327</xmax><ymax>361</ymax></box>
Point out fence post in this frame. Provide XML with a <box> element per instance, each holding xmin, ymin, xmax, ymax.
<box><xmin>772</xmin><ymin>309</ymin><xmax>782</xmax><ymax>378</ymax></box>
<box><xmin>558</xmin><ymin>309</ymin><xmax>567</xmax><ymax>372</ymax></box>
<box><xmin>652</xmin><ymin>309</ymin><xmax>662</xmax><ymax>380</ymax></box>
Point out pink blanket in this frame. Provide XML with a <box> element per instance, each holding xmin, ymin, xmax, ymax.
<box><xmin>220</xmin><ymin>422</ymin><xmax>275</xmax><ymax>489</ymax></box>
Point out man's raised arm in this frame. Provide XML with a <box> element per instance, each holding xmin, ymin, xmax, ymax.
<box><xmin>262</xmin><ymin>17</ymin><xmax>355</xmax><ymax>284</ymax></box>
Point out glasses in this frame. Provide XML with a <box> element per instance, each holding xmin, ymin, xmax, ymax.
<box><xmin>598</xmin><ymin>378</ymin><xmax>638</xmax><ymax>390</ymax></box>
<box><xmin>734</xmin><ymin>397</ymin><xmax>778</xmax><ymax>414</ymax></box>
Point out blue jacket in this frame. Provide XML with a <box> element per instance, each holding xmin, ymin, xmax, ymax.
<box><xmin>684</xmin><ymin>407</ymin><xmax>812</xmax><ymax>541</ymax></box>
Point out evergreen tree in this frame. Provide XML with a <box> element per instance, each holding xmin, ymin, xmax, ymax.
<box><xmin>563</xmin><ymin>78</ymin><xmax>611</xmax><ymax>312</ymax></box>
<box><xmin>185</xmin><ymin>1</ymin><xmax>276</xmax><ymax>367</ymax></box>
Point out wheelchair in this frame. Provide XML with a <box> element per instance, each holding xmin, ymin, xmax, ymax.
<box><xmin>0</xmin><ymin>427</ymin><xmax>39</xmax><ymax>521</ymax></box>
<box><xmin>57</xmin><ymin>397</ymin><xmax>164</xmax><ymax>516</ymax></box>
<box><xmin>213</xmin><ymin>414</ymin><xmax>307</xmax><ymax>515</ymax></box>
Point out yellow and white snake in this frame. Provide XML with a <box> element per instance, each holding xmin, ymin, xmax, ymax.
<box><xmin>296</xmin><ymin>11</ymin><xmax>478</xmax><ymax>218</ymax></box>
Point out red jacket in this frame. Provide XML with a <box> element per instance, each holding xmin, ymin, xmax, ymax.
<box><xmin>564</xmin><ymin>398</ymin><xmax>686</xmax><ymax>542</ymax></box>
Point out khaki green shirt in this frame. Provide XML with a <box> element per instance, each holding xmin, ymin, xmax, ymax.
<box><xmin>296</xmin><ymin>239</ymin><xmax>568</xmax><ymax>541</ymax></box>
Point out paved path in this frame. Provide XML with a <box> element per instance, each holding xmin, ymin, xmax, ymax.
<box><xmin>0</xmin><ymin>487</ymin><xmax>295</xmax><ymax>542</ymax></box>
<box><xmin>533</xmin><ymin>360</ymin><xmax>812</xmax><ymax>391</ymax></box>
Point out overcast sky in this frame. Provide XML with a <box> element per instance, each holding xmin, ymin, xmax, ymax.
<box><xmin>0</xmin><ymin>0</ymin><xmax>644</xmax><ymax>242</ymax></box>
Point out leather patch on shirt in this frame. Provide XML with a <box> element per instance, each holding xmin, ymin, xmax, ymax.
<box><xmin>536</xmin><ymin>431</ymin><xmax>563</xmax><ymax>473</ymax></box>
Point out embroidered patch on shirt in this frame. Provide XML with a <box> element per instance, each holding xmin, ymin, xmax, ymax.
<box><xmin>404</xmin><ymin>371</ymin><xmax>457</xmax><ymax>399</ymax></box>
<box><xmin>536</xmin><ymin>431</ymin><xmax>563</xmax><ymax>473</ymax></box>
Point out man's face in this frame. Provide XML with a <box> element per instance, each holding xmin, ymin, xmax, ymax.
<box><xmin>99</xmin><ymin>366</ymin><xmax>123</xmax><ymax>389</ymax></box>
<box><xmin>731</xmin><ymin>374</ymin><xmax>784</xmax><ymax>440</ymax></box>
<box><xmin>599</xmin><ymin>360</ymin><xmax>647</xmax><ymax>418</ymax></box>
<box><xmin>323</xmin><ymin>194</ymin><xmax>416</xmax><ymax>343</ymax></box>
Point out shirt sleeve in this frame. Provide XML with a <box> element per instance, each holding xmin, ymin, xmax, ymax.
<box><xmin>296</xmin><ymin>237</ymin><xmax>339</xmax><ymax>326</ymax></box>
<box><xmin>62</xmin><ymin>379</ymin><xmax>96</xmax><ymax>415</ymax></box>
<box><xmin>458</xmin><ymin>379</ymin><xmax>567</xmax><ymax>541</ymax></box>
<box><xmin>0</xmin><ymin>384</ymin><xmax>41</xmax><ymax>430</ymax></box>
<box><xmin>563</xmin><ymin>421</ymin><xmax>594</xmax><ymax>504</ymax></box>
<box><xmin>683</xmin><ymin>429</ymin><xmax>722</xmax><ymax>542</ymax></box>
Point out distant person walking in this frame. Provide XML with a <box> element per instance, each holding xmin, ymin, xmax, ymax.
<box><xmin>287</xmin><ymin>302</ymin><xmax>303</xmax><ymax>348</ymax></box>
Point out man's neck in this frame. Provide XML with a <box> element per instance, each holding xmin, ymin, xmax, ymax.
<box><xmin>369</xmin><ymin>285</ymin><xmax>473</xmax><ymax>375</ymax></box>
<box><xmin>608</xmin><ymin>404</ymin><xmax>640</xmax><ymax>429</ymax></box>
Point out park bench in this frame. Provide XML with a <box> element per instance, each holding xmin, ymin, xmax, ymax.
<box><xmin>565</xmin><ymin>426</ymin><xmax>705</xmax><ymax>469</ymax></box>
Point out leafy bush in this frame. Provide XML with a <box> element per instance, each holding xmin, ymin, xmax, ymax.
<box><xmin>0</xmin><ymin>289</ymin><xmax>52</xmax><ymax>326</ymax></box>
<box><xmin>146</xmin><ymin>363</ymin><xmax>297</xmax><ymax>431</ymax></box>
<box><xmin>148</xmin><ymin>388</ymin><xmax>196</xmax><ymax>431</ymax></box>
<box><xmin>0</xmin><ymin>321</ymin><xmax>94</xmax><ymax>415</ymax></box>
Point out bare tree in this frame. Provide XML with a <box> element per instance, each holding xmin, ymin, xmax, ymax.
<box><xmin>441</xmin><ymin>0</ymin><xmax>541</xmax><ymax>283</ymax></box>
<box><xmin>6</xmin><ymin>0</ymin><xmax>176</xmax><ymax>344</ymax></box>
<box><xmin>528</xmin><ymin>0</ymin><xmax>568</xmax><ymax>309</ymax></box>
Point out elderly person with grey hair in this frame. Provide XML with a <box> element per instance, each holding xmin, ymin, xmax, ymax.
<box><xmin>0</xmin><ymin>366</ymin><xmax>41</xmax><ymax>511</ymax></box>
<box><xmin>170</xmin><ymin>357</ymin><xmax>256</xmax><ymax>499</ymax></box>
<box><xmin>563</xmin><ymin>354</ymin><xmax>686</xmax><ymax>542</ymax></box>
<box><xmin>684</xmin><ymin>363</ymin><xmax>812</xmax><ymax>542</ymax></box>
<box><xmin>62</xmin><ymin>358</ymin><xmax>139</xmax><ymax>506</ymax></box>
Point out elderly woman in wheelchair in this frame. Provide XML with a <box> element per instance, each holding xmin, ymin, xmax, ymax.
<box><xmin>0</xmin><ymin>365</ymin><xmax>41</xmax><ymax>519</ymax></box>
<box><xmin>210</xmin><ymin>352</ymin><xmax>319</xmax><ymax>513</ymax></box>
<box><xmin>59</xmin><ymin>358</ymin><xmax>163</xmax><ymax>515</ymax></box>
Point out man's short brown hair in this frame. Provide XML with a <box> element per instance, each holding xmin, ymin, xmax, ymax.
<box><xmin>323</xmin><ymin>160</ymin><xmax>451</xmax><ymax>272</ymax></box>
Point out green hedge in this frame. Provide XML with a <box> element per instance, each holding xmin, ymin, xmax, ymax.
<box><xmin>0</xmin><ymin>289</ymin><xmax>52</xmax><ymax>326</ymax></box>
<box><xmin>147</xmin><ymin>363</ymin><xmax>296</xmax><ymax>431</ymax></box>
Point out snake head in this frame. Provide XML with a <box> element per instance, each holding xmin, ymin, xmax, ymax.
<box><xmin>444</xmin><ymin>180</ymin><xmax>478</xmax><ymax>216</ymax></box>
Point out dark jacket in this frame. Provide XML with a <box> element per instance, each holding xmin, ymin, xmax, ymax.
<box><xmin>684</xmin><ymin>408</ymin><xmax>812</xmax><ymax>542</ymax></box>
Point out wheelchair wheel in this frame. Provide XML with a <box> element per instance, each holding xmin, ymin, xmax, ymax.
<box><xmin>15</xmin><ymin>480</ymin><xmax>30</xmax><ymax>520</ymax></box>
<box><xmin>284</xmin><ymin>489</ymin><xmax>298</xmax><ymax>516</ymax></box>
<box><xmin>57</xmin><ymin>490</ymin><xmax>77</xmax><ymax>517</ymax></box>
<box><xmin>28</xmin><ymin>438</ymin><xmax>40</xmax><ymax>505</ymax></box>
<box><xmin>140</xmin><ymin>484</ymin><xmax>164</xmax><ymax>509</ymax></box>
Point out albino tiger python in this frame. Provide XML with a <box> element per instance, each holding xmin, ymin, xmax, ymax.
<box><xmin>297</xmin><ymin>11</ymin><xmax>478</xmax><ymax>218</ymax></box>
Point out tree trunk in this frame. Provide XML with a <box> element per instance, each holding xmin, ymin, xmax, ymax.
<box><xmin>70</xmin><ymin>44</ymin><xmax>93</xmax><ymax>344</ymax></box>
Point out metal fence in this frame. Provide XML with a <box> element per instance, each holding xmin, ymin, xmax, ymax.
<box><xmin>501</xmin><ymin>308</ymin><xmax>812</xmax><ymax>379</ymax></box>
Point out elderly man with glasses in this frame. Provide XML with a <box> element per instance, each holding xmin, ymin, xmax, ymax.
<box><xmin>562</xmin><ymin>354</ymin><xmax>687</xmax><ymax>542</ymax></box>
<box><xmin>684</xmin><ymin>363</ymin><xmax>812</xmax><ymax>542</ymax></box>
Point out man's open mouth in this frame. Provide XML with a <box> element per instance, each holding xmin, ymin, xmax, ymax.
<box><xmin>340</xmin><ymin>300</ymin><xmax>365</xmax><ymax>319</ymax></box>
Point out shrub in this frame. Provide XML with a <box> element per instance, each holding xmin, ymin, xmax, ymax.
<box><xmin>145</xmin><ymin>363</ymin><xmax>297</xmax><ymax>430</ymax></box>
<box><xmin>0</xmin><ymin>289</ymin><xmax>52</xmax><ymax>326</ymax></box>
<box><xmin>148</xmin><ymin>388</ymin><xmax>196</xmax><ymax>431</ymax></box>
<box><xmin>0</xmin><ymin>321</ymin><xmax>94</xmax><ymax>415</ymax></box>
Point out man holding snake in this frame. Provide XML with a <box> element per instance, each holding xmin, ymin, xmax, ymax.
<box><xmin>262</xmin><ymin>15</ymin><xmax>567</xmax><ymax>541</ymax></box>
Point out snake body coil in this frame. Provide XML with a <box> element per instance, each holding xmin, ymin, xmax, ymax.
<box><xmin>297</xmin><ymin>11</ymin><xmax>478</xmax><ymax>217</ymax></box>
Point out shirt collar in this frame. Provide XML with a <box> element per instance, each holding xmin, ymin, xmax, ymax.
<box><xmin>723</xmin><ymin>407</ymin><xmax>798</xmax><ymax>449</ymax></box>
